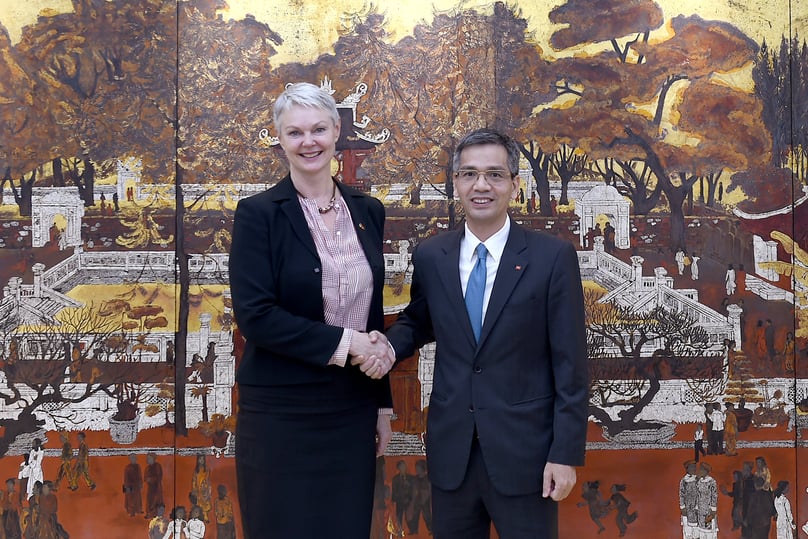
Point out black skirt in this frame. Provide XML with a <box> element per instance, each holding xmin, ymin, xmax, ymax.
<box><xmin>236</xmin><ymin>373</ymin><xmax>378</xmax><ymax>539</ymax></box>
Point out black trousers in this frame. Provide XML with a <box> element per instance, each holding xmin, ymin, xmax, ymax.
<box><xmin>431</xmin><ymin>438</ymin><xmax>558</xmax><ymax>539</ymax></box>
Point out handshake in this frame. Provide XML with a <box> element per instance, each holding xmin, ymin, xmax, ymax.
<box><xmin>348</xmin><ymin>330</ymin><xmax>395</xmax><ymax>379</ymax></box>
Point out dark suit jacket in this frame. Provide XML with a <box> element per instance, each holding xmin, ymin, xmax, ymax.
<box><xmin>386</xmin><ymin>221</ymin><xmax>588</xmax><ymax>495</ymax></box>
<box><xmin>229</xmin><ymin>175</ymin><xmax>392</xmax><ymax>407</ymax></box>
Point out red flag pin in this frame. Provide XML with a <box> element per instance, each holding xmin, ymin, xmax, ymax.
<box><xmin>515</xmin><ymin>265</ymin><xmax>522</xmax><ymax>271</ymax></box>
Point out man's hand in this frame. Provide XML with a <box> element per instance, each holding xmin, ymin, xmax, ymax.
<box><xmin>376</xmin><ymin>414</ymin><xmax>392</xmax><ymax>456</ymax></box>
<box><xmin>349</xmin><ymin>331</ymin><xmax>395</xmax><ymax>379</ymax></box>
<box><xmin>542</xmin><ymin>462</ymin><xmax>577</xmax><ymax>501</ymax></box>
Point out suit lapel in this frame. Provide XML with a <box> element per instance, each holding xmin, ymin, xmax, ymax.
<box><xmin>274</xmin><ymin>176</ymin><xmax>319</xmax><ymax>260</ymax></box>
<box><xmin>479</xmin><ymin>225</ymin><xmax>529</xmax><ymax>347</ymax></box>
<box><xmin>435</xmin><ymin>230</ymin><xmax>477</xmax><ymax>346</ymax></box>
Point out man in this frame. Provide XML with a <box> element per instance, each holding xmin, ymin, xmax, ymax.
<box><xmin>359</xmin><ymin>128</ymin><xmax>588</xmax><ymax>539</ymax></box>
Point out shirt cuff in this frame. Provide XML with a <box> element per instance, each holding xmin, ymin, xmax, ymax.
<box><xmin>328</xmin><ymin>329</ymin><xmax>353</xmax><ymax>367</ymax></box>
<box><xmin>378</xmin><ymin>408</ymin><xmax>394</xmax><ymax>416</ymax></box>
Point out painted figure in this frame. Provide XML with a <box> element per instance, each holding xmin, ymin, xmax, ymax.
<box><xmin>675</xmin><ymin>249</ymin><xmax>686</xmax><ymax>275</ymax></box>
<box><xmin>390</xmin><ymin>460</ymin><xmax>413</xmax><ymax>532</ymax></box>
<box><xmin>608</xmin><ymin>484</ymin><xmax>637</xmax><ymax>537</ymax></box>
<box><xmin>36</xmin><ymin>481</ymin><xmax>68</xmax><ymax>539</ymax></box>
<box><xmin>720</xmin><ymin>469</ymin><xmax>744</xmax><ymax>531</ymax></box>
<box><xmin>765</xmin><ymin>319</ymin><xmax>776</xmax><ymax>359</ymax></box>
<box><xmin>725</xmin><ymin>264</ymin><xmax>736</xmax><ymax>295</ymax></box>
<box><xmin>603</xmin><ymin>221</ymin><xmax>616</xmax><ymax>253</ymax></box>
<box><xmin>2</xmin><ymin>478</ymin><xmax>22</xmax><ymax>539</ymax></box>
<box><xmin>213</xmin><ymin>484</ymin><xmax>236</xmax><ymax>539</ymax></box>
<box><xmin>73</xmin><ymin>432</ymin><xmax>96</xmax><ymax>490</ymax></box>
<box><xmin>162</xmin><ymin>506</ymin><xmax>188</xmax><ymax>539</ymax></box>
<box><xmin>186</xmin><ymin>505</ymin><xmax>205</xmax><ymax>539</ymax></box>
<box><xmin>695</xmin><ymin>463</ymin><xmax>718</xmax><ymax>539</ymax></box>
<box><xmin>679</xmin><ymin>460</ymin><xmax>699</xmax><ymax>539</ymax></box>
<box><xmin>693</xmin><ymin>424</ymin><xmax>706</xmax><ymax>462</ymax></box>
<box><xmin>54</xmin><ymin>433</ymin><xmax>76</xmax><ymax>491</ymax></box>
<box><xmin>724</xmin><ymin>402</ymin><xmax>739</xmax><ymax>456</ymax></box>
<box><xmin>755</xmin><ymin>456</ymin><xmax>772</xmax><ymax>491</ymax></box>
<box><xmin>17</xmin><ymin>455</ymin><xmax>30</xmax><ymax>507</ymax></box>
<box><xmin>27</xmin><ymin>440</ymin><xmax>44</xmax><ymax>500</ymax></box>
<box><xmin>578</xmin><ymin>480</ymin><xmax>610</xmax><ymax>534</ymax></box>
<box><xmin>144</xmin><ymin>453</ymin><xmax>164</xmax><ymax>518</ymax></box>
<box><xmin>190</xmin><ymin>455</ymin><xmax>212</xmax><ymax>523</ymax></box>
<box><xmin>148</xmin><ymin>504</ymin><xmax>168</xmax><ymax>539</ymax></box>
<box><xmin>708</xmin><ymin>403</ymin><xmax>725</xmax><ymax>455</ymax></box>
<box><xmin>783</xmin><ymin>331</ymin><xmax>795</xmax><ymax>371</ymax></box>
<box><xmin>690</xmin><ymin>254</ymin><xmax>700</xmax><ymax>280</ymax></box>
<box><xmin>773</xmin><ymin>481</ymin><xmax>796</xmax><ymax>539</ymax></box>
<box><xmin>408</xmin><ymin>459</ymin><xmax>432</xmax><ymax>535</ymax></box>
<box><xmin>123</xmin><ymin>453</ymin><xmax>143</xmax><ymax>517</ymax></box>
<box><xmin>743</xmin><ymin>476</ymin><xmax>776</xmax><ymax>539</ymax></box>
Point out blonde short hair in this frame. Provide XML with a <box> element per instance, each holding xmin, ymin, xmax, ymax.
<box><xmin>273</xmin><ymin>82</ymin><xmax>339</xmax><ymax>129</ymax></box>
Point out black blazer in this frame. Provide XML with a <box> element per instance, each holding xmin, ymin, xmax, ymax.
<box><xmin>229</xmin><ymin>175</ymin><xmax>392</xmax><ymax>407</ymax></box>
<box><xmin>386</xmin><ymin>222</ymin><xmax>588</xmax><ymax>495</ymax></box>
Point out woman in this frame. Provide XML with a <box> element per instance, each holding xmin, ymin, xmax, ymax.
<box><xmin>230</xmin><ymin>82</ymin><xmax>393</xmax><ymax>538</ymax></box>
<box><xmin>773</xmin><ymin>481</ymin><xmax>796</xmax><ymax>539</ymax></box>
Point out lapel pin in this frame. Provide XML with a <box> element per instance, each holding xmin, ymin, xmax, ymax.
<box><xmin>358</xmin><ymin>223</ymin><xmax>365</xmax><ymax>230</ymax></box>
<box><xmin>515</xmin><ymin>265</ymin><xmax>522</xmax><ymax>271</ymax></box>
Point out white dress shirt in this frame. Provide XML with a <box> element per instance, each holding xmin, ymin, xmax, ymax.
<box><xmin>459</xmin><ymin>218</ymin><xmax>510</xmax><ymax>325</ymax></box>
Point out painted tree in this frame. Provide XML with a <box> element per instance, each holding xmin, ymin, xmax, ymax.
<box><xmin>753</xmin><ymin>36</ymin><xmax>808</xmax><ymax>183</ymax></box>
<box><xmin>669</xmin><ymin>78</ymin><xmax>770</xmax><ymax>209</ymax></box>
<box><xmin>10</xmin><ymin>0</ymin><xmax>178</xmax><ymax>210</ymax></box>
<box><xmin>584</xmin><ymin>290</ymin><xmax>720</xmax><ymax>435</ymax></box>
<box><xmin>543</xmin><ymin>0</ymin><xmax>664</xmax><ymax>213</ymax></box>
<box><xmin>0</xmin><ymin>302</ymin><xmax>169</xmax><ymax>456</ymax></box>
<box><xmin>177</xmin><ymin>4</ymin><xmax>283</xmax><ymax>185</ymax></box>
<box><xmin>487</xmin><ymin>3</ymin><xmax>557</xmax><ymax>216</ymax></box>
<box><xmin>542</xmin><ymin>12</ymin><xmax>770</xmax><ymax>249</ymax></box>
<box><xmin>300</xmin><ymin>5</ymin><xmax>522</xmax><ymax>225</ymax></box>
<box><xmin>548</xmin><ymin>0</ymin><xmax>664</xmax><ymax>60</ymax></box>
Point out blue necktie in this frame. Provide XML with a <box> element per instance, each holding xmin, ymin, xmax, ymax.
<box><xmin>465</xmin><ymin>243</ymin><xmax>487</xmax><ymax>342</ymax></box>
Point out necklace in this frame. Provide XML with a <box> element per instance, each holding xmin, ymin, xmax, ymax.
<box><xmin>317</xmin><ymin>183</ymin><xmax>338</xmax><ymax>214</ymax></box>
<box><xmin>296</xmin><ymin>180</ymin><xmax>338</xmax><ymax>214</ymax></box>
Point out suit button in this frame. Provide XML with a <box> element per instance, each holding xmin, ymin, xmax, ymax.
<box><xmin>473</xmin><ymin>366</ymin><xmax>482</xmax><ymax>374</ymax></box>
<box><xmin>468</xmin><ymin>406</ymin><xmax>474</xmax><ymax>412</ymax></box>
<box><xmin>313</xmin><ymin>267</ymin><xmax>320</xmax><ymax>273</ymax></box>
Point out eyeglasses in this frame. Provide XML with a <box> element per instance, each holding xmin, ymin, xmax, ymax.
<box><xmin>454</xmin><ymin>169</ymin><xmax>513</xmax><ymax>185</ymax></box>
